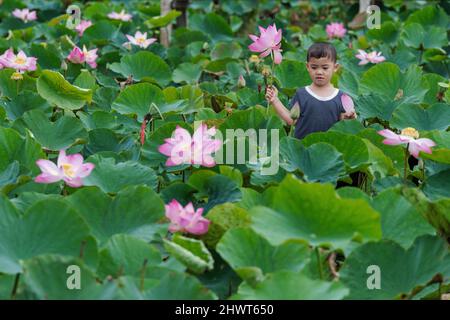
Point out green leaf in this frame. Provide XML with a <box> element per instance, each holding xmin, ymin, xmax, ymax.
<box><xmin>190</xmin><ymin>13</ymin><xmax>233</xmax><ymax>42</ymax></box>
<box><xmin>98</xmin><ymin>234</ymin><xmax>162</xmax><ymax>278</ymax></box>
<box><xmin>211</xmin><ymin>42</ymin><xmax>242</xmax><ymax>60</ymax></box>
<box><xmin>280</xmin><ymin>138</ymin><xmax>346</xmax><ymax>184</ymax></box>
<box><xmin>146</xmin><ymin>10</ymin><xmax>181</xmax><ymax>28</ymax></box>
<box><xmin>202</xmin><ymin>174</ymin><xmax>242</xmax><ymax>213</ymax></box>
<box><xmin>74</xmin><ymin>70</ymin><xmax>97</xmax><ymax>90</ymax></box>
<box><xmin>0</xmin><ymin>196</ymin><xmax>92</xmax><ymax>274</ymax></box>
<box><xmin>29</xmin><ymin>43</ymin><xmax>61</xmax><ymax>70</ymax></box>
<box><xmin>67</xmin><ymin>185</ymin><xmax>165</xmax><ymax>246</ymax></box>
<box><xmin>355</xmin><ymin>94</ymin><xmax>400</xmax><ymax>121</ymax></box>
<box><xmin>249</xmin><ymin>174</ymin><xmax>382</xmax><ymax>252</ymax></box>
<box><xmin>217</xmin><ymin>228</ymin><xmax>310</xmax><ymax>285</ymax></box>
<box><xmin>22</xmin><ymin>109</ymin><xmax>88</xmax><ymax>150</ymax></box>
<box><xmin>371</xmin><ymin>188</ymin><xmax>435</xmax><ymax>248</ymax></box>
<box><xmin>301</xmin><ymin>131</ymin><xmax>370</xmax><ymax>171</ymax></box>
<box><xmin>1</xmin><ymin>90</ymin><xmax>50</xmax><ymax>121</ymax></box>
<box><xmin>423</xmin><ymin>169</ymin><xmax>450</xmax><ymax>200</ymax></box>
<box><xmin>36</xmin><ymin>70</ymin><xmax>93</xmax><ymax>110</ymax></box>
<box><xmin>274</xmin><ymin>60</ymin><xmax>310</xmax><ymax>95</ymax></box>
<box><xmin>421</xmin><ymin>148</ymin><xmax>450</xmax><ymax>165</ymax></box>
<box><xmin>0</xmin><ymin>127</ymin><xmax>44</xmax><ymax>175</ymax></box>
<box><xmin>359</xmin><ymin>63</ymin><xmax>427</xmax><ymax>104</ymax></box>
<box><xmin>164</xmin><ymin>234</ymin><xmax>214</xmax><ymax>274</ymax></box>
<box><xmin>23</xmin><ymin>256</ymin><xmax>116</xmax><ymax>299</ymax></box>
<box><xmin>111</xmin><ymin>83</ymin><xmax>164</xmax><ymax>122</ymax></box>
<box><xmin>172</xmin><ymin>63</ymin><xmax>202</xmax><ymax>84</ymax></box>
<box><xmin>108</xmin><ymin>51</ymin><xmax>171</xmax><ymax>86</ymax></box>
<box><xmin>340</xmin><ymin>235</ymin><xmax>450</xmax><ymax>299</ymax></box>
<box><xmin>402</xmin><ymin>188</ymin><xmax>450</xmax><ymax>239</ymax></box>
<box><xmin>390</xmin><ymin>103</ymin><xmax>450</xmax><ymax>131</ymax></box>
<box><xmin>367</xmin><ymin>21</ymin><xmax>399</xmax><ymax>44</ymax></box>
<box><xmin>231</xmin><ymin>271</ymin><xmax>349</xmax><ymax>300</ymax></box>
<box><xmin>82</xmin><ymin>155</ymin><xmax>158</xmax><ymax>193</ymax></box>
<box><xmin>200</xmin><ymin>203</ymin><xmax>251</xmax><ymax>248</ymax></box>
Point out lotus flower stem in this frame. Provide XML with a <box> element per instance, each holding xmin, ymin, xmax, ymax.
<box><xmin>140</xmin><ymin>258</ymin><xmax>148</xmax><ymax>292</ymax></box>
<box><xmin>315</xmin><ymin>247</ymin><xmax>324</xmax><ymax>280</ymax></box>
<box><xmin>79</xmin><ymin>240</ymin><xmax>87</xmax><ymax>259</ymax></box>
<box><xmin>10</xmin><ymin>273</ymin><xmax>20</xmax><ymax>300</ymax></box>
<box><xmin>404</xmin><ymin>145</ymin><xmax>409</xmax><ymax>184</ymax></box>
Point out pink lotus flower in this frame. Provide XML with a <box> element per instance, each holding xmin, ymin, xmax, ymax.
<box><xmin>0</xmin><ymin>48</ymin><xmax>37</xmax><ymax>73</ymax></box>
<box><xmin>158</xmin><ymin>124</ymin><xmax>222</xmax><ymax>167</ymax></box>
<box><xmin>75</xmin><ymin>20</ymin><xmax>92</xmax><ymax>36</ymax></box>
<box><xmin>165</xmin><ymin>199</ymin><xmax>210</xmax><ymax>235</ymax></box>
<box><xmin>67</xmin><ymin>46</ymin><xmax>98</xmax><ymax>68</ymax></box>
<box><xmin>248</xmin><ymin>24</ymin><xmax>283</xmax><ymax>64</ymax></box>
<box><xmin>378</xmin><ymin>128</ymin><xmax>436</xmax><ymax>159</ymax></box>
<box><xmin>355</xmin><ymin>50</ymin><xmax>386</xmax><ymax>65</ymax></box>
<box><xmin>341</xmin><ymin>93</ymin><xmax>355</xmax><ymax>114</ymax></box>
<box><xmin>326</xmin><ymin>22</ymin><xmax>347</xmax><ymax>39</ymax></box>
<box><xmin>124</xmin><ymin>31</ymin><xmax>157</xmax><ymax>49</ymax></box>
<box><xmin>35</xmin><ymin>149</ymin><xmax>95</xmax><ymax>188</ymax></box>
<box><xmin>12</xmin><ymin>8</ymin><xmax>37</xmax><ymax>23</ymax></box>
<box><xmin>107</xmin><ymin>9</ymin><xmax>132</xmax><ymax>22</ymax></box>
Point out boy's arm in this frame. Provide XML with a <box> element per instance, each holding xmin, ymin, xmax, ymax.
<box><xmin>340</xmin><ymin>112</ymin><xmax>357</xmax><ymax>120</ymax></box>
<box><xmin>266</xmin><ymin>85</ymin><xmax>295</xmax><ymax>126</ymax></box>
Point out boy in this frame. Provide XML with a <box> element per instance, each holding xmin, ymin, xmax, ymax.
<box><xmin>266</xmin><ymin>42</ymin><xmax>356</xmax><ymax>140</ymax></box>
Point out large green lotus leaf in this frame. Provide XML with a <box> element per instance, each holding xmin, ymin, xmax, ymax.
<box><xmin>80</xmin><ymin>20</ymin><xmax>117</xmax><ymax>44</ymax></box>
<box><xmin>211</xmin><ymin>42</ymin><xmax>242</xmax><ymax>60</ymax></box>
<box><xmin>82</xmin><ymin>155</ymin><xmax>158</xmax><ymax>193</ymax></box>
<box><xmin>145</xmin><ymin>9</ymin><xmax>181</xmax><ymax>28</ymax></box>
<box><xmin>140</xmin><ymin>121</ymin><xmax>192</xmax><ymax>170</ymax></box>
<box><xmin>231</xmin><ymin>270</ymin><xmax>349</xmax><ymax>300</ymax></box>
<box><xmin>423</xmin><ymin>169</ymin><xmax>450</xmax><ymax>200</ymax></box>
<box><xmin>340</xmin><ymin>235</ymin><xmax>450</xmax><ymax>299</ymax></box>
<box><xmin>111</xmin><ymin>83</ymin><xmax>165</xmax><ymax>121</ymax></box>
<box><xmin>189</xmin><ymin>13</ymin><xmax>233</xmax><ymax>42</ymax></box>
<box><xmin>401</xmin><ymin>187</ymin><xmax>450</xmax><ymax>239</ymax></box>
<box><xmin>0</xmin><ymin>127</ymin><xmax>44</xmax><ymax>175</ymax></box>
<box><xmin>200</xmin><ymin>203</ymin><xmax>251</xmax><ymax>248</ymax></box>
<box><xmin>160</xmin><ymin>182</ymin><xmax>197</xmax><ymax>206</ymax></box>
<box><xmin>329</xmin><ymin>119</ymin><xmax>365</xmax><ymax>135</ymax></box>
<box><xmin>250</xmin><ymin>174</ymin><xmax>382</xmax><ymax>251</ymax></box>
<box><xmin>421</xmin><ymin>148</ymin><xmax>450</xmax><ymax>165</ymax></box>
<box><xmin>0</xmin><ymin>196</ymin><xmax>92</xmax><ymax>274</ymax></box>
<box><xmin>359</xmin><ymin>63</ymin><xmax>427</xmax><ymax>104</ymax></box>
<box><xmin>355</xmin><ymin>93</ymin><xmax>401</xmax><ymax>121</ymax></box>
<box><xmin>107</xmin><ymin>51</ymin><xmax>171</xmax><ymax>85</ymax></box>
<box><xmin>280</xmin><ymin>137</ymin><xmax>346</xmax><ymax>184</ymax></box>
<box><xmin>405</xmin><ymin>5</ymin><xmax>449</xmax><ymax>30</ymax></box>
<box><xmin>390</xmin><ymin>103</ymin><xmax>450</xmax><ymax>131</ymax></box>
<box><xmin>423</xmin><ymin>73</ymin><xmax>447</xmax><ymax>105</ymax></box>
<box><xmin>23</xmin><ymin>256</ymin><xmax>116</xmax><ymax>299</ymax></box>
<box><xmin>22</xmin><ymin>109</ymin><xmax>88</xmax><ymax>151</ymax></box>
<box><xmin>74</xmin><ymin>70</ymin><xmax>98</xmax><ymax>90</ymax></box>
<box><xmin>370</xmin><ymin>188</ymin><xmax>435</xmax><ymax>248</ymax></box>
<box><xmin>1</xmin><ymin>90</ymin><xmax>51</xmax><ymax>121</ymax></box>
<box><xmin>401</xmin><ymin>23</ymin><xmax>448</xmax><ymax>49</ymax></box>
<box><xmin>97</xmin><ymin>234</ymin><xmax>162</xmax><ymax>278</ymax></box>
<box><xmin>36</xmin><ymin>70</ymin><xmax>93</xmax><ymax>110</ymax></box>
<box><xmin>362</xmin><ymin>138</ymin><xmax>397</xmax><ymax>178</ymax></box>
<box><xmin>172</xmin><ymin>63</ymin><xmax>202</xmax><ymax>84</ymax></box>
<box><xmin>217</xmin><ymin>227</ymin><xmax>310</xmax><ymax>284</ymax></box>
<box><xmin>274</xmin><ymin>60</ymin><xmax>310</xmax><ymax>95</ymax></box>
<box><xmin>163</xmin><ymin>234</ymin><xmax>214</xmax><ymax>274</ymax></box>
<box><xmin>336</xmin><ymin>187</ymin><xmax>371</xmax><ymax>202</ymax></box>
<box><xmin>202</xmin><ymin>174</ymin><xmax>242</xmax><ymax>213</ymax></box>
<box><xmin>0</xmin><ymin>68</ymin><xmax>36</xmax><ymax>99</ymax></box>
<box><xmin>338</xmin><ymin>69</ymin><xmax>359</xmax><ymax>98</ymax></box>
<box><xmin>301</xmin><ymin>131</ymin><xmax>370</xmax><ymax>171</ymax></box>
<box><xmin>67</xmin><ymin>185</ymin><xmax>165</xmax><ymax>246</ymax></box>
<box><xmin>366</xmin><ymin>21</ymin><xmax>399</xmax><ymax>44</ymax></box>
<box><xmin>118</xmin><ymin>271</ymin><xmax>218</xmax><ymax>300</ymax></box>
<box><xmin>221</xmin><ymin>0</ymin><xmax>257</xmax><ymax>15</ymax></box>
<box><xmin>357</xmin><ymin>128</ymin><xmax>405</xmax><ymax>173</ymax></box>
<box><xmin>163</xmin><ymin>85</ymin><xmax>203</xmax><ymax>114</ymax></box>
<box><xmin>237</xmin><ymin>188</ymin><xmax>263</xmax><ymax>211</ymax></box>
<box><xmin>29</xmin><ymin>43</ymin><xmax>61</xmax><ymax>70</ymax></box>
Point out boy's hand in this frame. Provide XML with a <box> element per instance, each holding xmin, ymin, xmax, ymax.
<box><xmin>265</xmin><ymin>85</ymin><xmax>279</xmax><ymax>104</ymax></box>
<box><xmin>341</xmin><ymin>111</ymin><xmax>357</xmax><ymax>120</ymax></box>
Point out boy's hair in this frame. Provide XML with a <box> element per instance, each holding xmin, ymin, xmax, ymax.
<box><xmin>307</xmin><ymin>42</ymin><xmax>337</xmax><ymax>63</ymax></box>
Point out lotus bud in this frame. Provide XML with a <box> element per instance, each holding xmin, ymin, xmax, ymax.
<box><xmin>249</xmin><ymin>54</ymin><xmax>260</xmax><ymax>64</ymax></box>
<box><xmin>261</xmin><ymin>66</ymin><xmax>271</xmax><ymax>77</ymax></box>
<box><xmin>60</xmin><ymin>60</ymin><xmax>68</xmax><ymax>70</ymax></box>
<box><xmin>290</xmin><ymin>103</ymin><xmax>300</xmax><ymax>121</ymax></box>
<box><xmin>237</xmin><ymin>74</ymin><xmax>246</xmax><ymax>88</ymax></box>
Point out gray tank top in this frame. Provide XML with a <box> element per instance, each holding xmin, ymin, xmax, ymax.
<box><xmin>289</xmin><ymin>86</ymin><xmax>346</xmax><ymax>140</ymax></box>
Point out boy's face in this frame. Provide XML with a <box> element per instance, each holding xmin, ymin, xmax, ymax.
<box><xmin>306</xmin><ymin>57</ymin><xmax>339</xmax><ymax>87</ymax></box>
